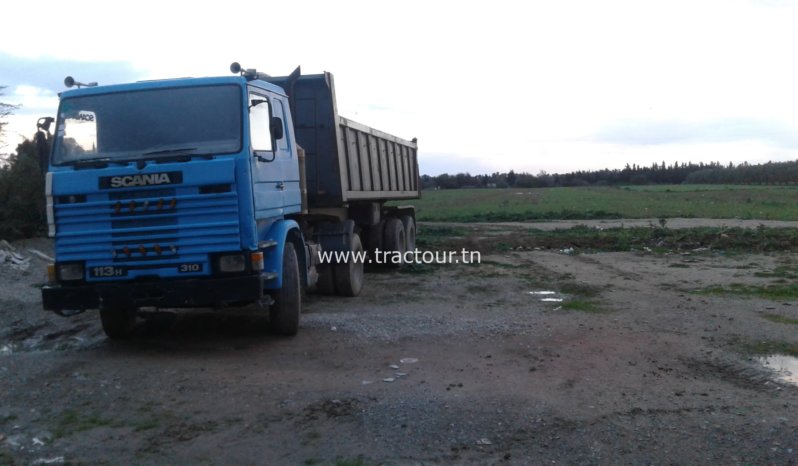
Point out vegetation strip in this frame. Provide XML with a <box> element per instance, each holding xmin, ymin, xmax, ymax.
<box><xmin>421</xmin><ymin>224</ymin><xmax>798</xmax><ymax>254</ymax></box>
<box><xmin>399</xmin><ymin>185</ymin><xmax>798</xmax><ymax>223</ymax></box>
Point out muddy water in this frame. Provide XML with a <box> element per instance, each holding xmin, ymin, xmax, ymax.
<box><xmin>759</xmin><ymin>354</ymin><xmax>798</xmax><ymax>385</ymax></box>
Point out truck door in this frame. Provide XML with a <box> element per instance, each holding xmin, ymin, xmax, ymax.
<box><xmin>272</xmin><ymin>98</ymin><xmax>302</xmax><ymax>214</ymax></box>
<box><xmin>249</xmin><ymin>91</ymin><xmax>285</xmax><ymax>219</ymax></box>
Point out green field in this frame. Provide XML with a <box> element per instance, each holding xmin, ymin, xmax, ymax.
<box><xmin>405</xmin><ymin>185</ymin><xmax>798</xmax><ymax>222</ymax></box>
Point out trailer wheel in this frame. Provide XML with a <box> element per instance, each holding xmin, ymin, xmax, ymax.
<box><xmin>270</xmin><ymin>242</ymin><xmax>301</xmax><ymax>336</ymax></box>
<box><xmin>366</xmin><ymin>220</ymin><xmax>384</xmax><ymax>256</ymax></box>
<box><xmin>383</xmin><ymin>217</ymin><xmax>406</xmax><ymax>266</ymax></box>
<box><xmin>400</xmin><ymin>215</ymin><xmax>416</xmax><ymax>253</ymax></box>
<box><xmin>315</xmin><ymin>264</ymin><xmax>336</xmax><ymax>295</ymax></box>
<box><xmin>99</xmin><ymin>304</ymin><xmax>136</xmax><ymax>340</ymax></box>
<box><xmin>334</xmin><ymin>233</ymin><xmax>364</xmax><ymax>297</ymax></box>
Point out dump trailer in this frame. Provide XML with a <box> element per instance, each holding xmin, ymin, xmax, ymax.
<box><xmin>41</xmin><ymin>63</ymin><xmax>419</xmax><ymax>338</ymax></box>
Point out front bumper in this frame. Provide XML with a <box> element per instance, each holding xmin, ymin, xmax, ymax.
<box><xmin>42</xmin><ymin>275</ymin><xmax>263</xmax><ymax>312</ymax></box>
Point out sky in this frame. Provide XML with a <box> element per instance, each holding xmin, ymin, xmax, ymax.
<box><xmin>2</xmin><ymin>0</ymin><xmax>798</xmax><ymax>176</ymax></box>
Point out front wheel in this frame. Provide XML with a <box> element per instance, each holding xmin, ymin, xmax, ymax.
<box><xmin>270</xmin><ymin>242</ymin><xmax>301</xmax><ymax>336</ymax></box>
<box><xmin>99</xmin><ymin>304</ymin><xmax>136</xmax><ymax>339</ymax></box>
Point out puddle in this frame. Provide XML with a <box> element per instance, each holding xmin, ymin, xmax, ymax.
<box><xmin>529</xmin><ymin>291</ymin><xmax>564</xmax><ymax>303</ymax></box>
<box><xmin>758</xmin><ymin>354</ymin><xmax>798</xmax><ymax>386</ymax></box>
<box><xmin>1</xmin><ymin>334</ymin><xmax>102</xmax><ymax>356</ymax></box>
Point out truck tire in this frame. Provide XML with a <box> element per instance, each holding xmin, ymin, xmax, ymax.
<box><xmin>315</xmin><ymin>264</ymin><xmax>336</xmax><ymax>295</ymax></box>
<box><xmin>383</xmin><ymin>217</ymin><xmax>406</xmax><ymax>267</ymax></box>
<box><xmin>334</xmin><ymin>233</ymin><xmax>364</xmax><ymax>297</ymax></box>
<box><xmin>270</xmin><ymin>242</ymin><xmax>301</xmax><ymax>336</ymax></box>
<box><xmin>366</xmin><ymin>221</ymin><xmax>384</xmax><ymax>256</ymax></box>
<box><xmin>99</xmin><ymin>305</ymin><xmax>136</xmax><ymax>339</ymax></box>
<box><xmin>400</xmin><ymin>215</ymin><xmax>416</xmax><ymax>253</ymax></box>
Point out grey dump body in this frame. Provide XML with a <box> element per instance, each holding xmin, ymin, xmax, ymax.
<box><xmin>266</xmin><ymin>72</ymin><xmax>419</xmax><ymax>207</ymax></box>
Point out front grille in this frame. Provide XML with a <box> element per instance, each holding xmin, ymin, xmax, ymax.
<box><xmin>54</xmin><ymin>185</ymin><xmax>240</xmax><ymax>279</ymax></box>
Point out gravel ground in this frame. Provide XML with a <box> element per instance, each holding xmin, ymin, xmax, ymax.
<box><xmin>1</xmin><ymin>228</ymin><xmax>798</xmax><ymax>465</ymax></box>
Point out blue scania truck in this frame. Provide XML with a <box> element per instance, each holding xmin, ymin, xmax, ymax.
<box><xmin>41</xmin><ymin>63</ymin><xmax>419</xmax><ymax>338</ymax></box>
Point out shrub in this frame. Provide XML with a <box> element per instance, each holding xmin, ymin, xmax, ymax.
<box><xmin>0</xmin><ymin>138</ymin><xmax>45</xmax><ymax>239</ymax></box>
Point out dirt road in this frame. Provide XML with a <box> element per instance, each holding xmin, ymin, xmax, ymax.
<box><xmin>1</xmin><ymin>231</ymin><xmax>797</xmax><ymax>465</ymax></box>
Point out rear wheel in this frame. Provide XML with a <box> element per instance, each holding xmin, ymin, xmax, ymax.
<box><xmin>334</xmin><ymin>233</ymin><xmax>365</xmax><ymax>297</ymax></box>
<box><xmin>367</xmin><ymin>221</ymin><xmax>384</xmax><ymax>257</ymax></box>
<box><xmin>270</xmin><ymin>242</ymin><xmax>301</xmax><ymax>336</ymax></box>
<box><xmin>314</xmin><ymin>264</ymin><xmax>336</xmax><ymax>295</ymax></box>
<box><xmin>383</xmin><ymin>218</ymin><xmax>406</xmax><ymax>267</ymax></box>
<box><xmin>99</xmin><ymin>304</ymin><xmax>136</xmax><ymax>339</ymax></box>
<box><xmin>400</xmin><ymin>215</ymin><xmax>416</xmax><ymax>253</ymax></box>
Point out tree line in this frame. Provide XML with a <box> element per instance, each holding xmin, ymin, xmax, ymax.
<box><xmin>422</xmin><ymin>160</ymin><xmax>798</xmax><ymax>190</ymax></box>
<box><xmin>1</xmin><ymin>86</ymin><xmax>45</xmax><ymax>239</ymax></box>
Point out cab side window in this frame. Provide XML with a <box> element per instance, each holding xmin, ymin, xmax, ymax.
<box><xmin>249</xmin><ymin>93</ymin><xmax>272</xmax><ymax>152</ymax></box>
<box><xmin>273</xmin><ymin>99</ymin><xmax>289</xmax><ymax>153</ymax></box>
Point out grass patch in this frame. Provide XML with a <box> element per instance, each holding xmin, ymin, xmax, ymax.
<box><xmin>420</xmin><ymin>225</ymin><xmax>470</xmax><ymax>237</ymax></box>
<box><xmin>396</xmin><ymin>263</ymin><xmax>438</xmax><ymax>275</ymax></box>
<box><xmin>559</xmin><ymin>282</ymin><xmax>603</xmax><ymax>297</ymax></box>
<box><xmin>753</xmin><ymin>265</ymin><xmax>798</xmax><ymax>279</ymax></box>
<box><xmin>740</xmin><ymin>340</ymin><xmax>798</xmax><ymax>357</ymax></box>
<box><xmin>0</xmin><ymin>450</ymin><xmax>16</xmax><ymax>466</ymax></box>
<box><xmin>561</xmin><ymin>299</ymin><xmax>607</xmax><ymax>313</ymax></box>
<box><xmin>400</xmin><ymin>185</ymin><xmax>798</xmax><ymax>222</ymax></box>
<box><xmin>481</xmin><ymin>259</ymin><xmax>523</xmax><ymax>269</ymax></box>
<box><xmin>52</xmin><ymin>410</ymin><xmax>117</xmax><ymax>439</ymax></box>
<box><xmin>133</xmin><ymin>418</ymin><xmax>161</xmax><ymax>432</ymax></box>
<box><xmin>335</xmin><ymin>457</ymin><xmax>368</xmax><ymax>466</ymax></box>
<box><xmin>668</xmin><ymin>263</ymin><xmax>690</xmax><ymax>268</ymax></box>
<box><xmin>698</xmin><ymin>283</ymin><xmax>798</xmax><ymax>301</ymax></box>
<box><xmin>416</xmin><ymin>225</ymin><xmax>470</xmax><ymax>249</ymax></box>
<box><xmin>762</xmin><ymin>313</ymin><xmax>798</xmax><ymax>325</ymax></box>
<box><xmin>426</xmin><ymin>225</ymin><xmax>798</xmax><ymax>255</ymax></box>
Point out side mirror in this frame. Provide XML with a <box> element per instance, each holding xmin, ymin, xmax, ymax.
<box><xmin>37</xmin><ymin>116</ymin><xmax>55</xmax><ymax>132</ymax></box>
<box><xmin>270</xmin><ymin>117</ymin><xmax>284</xmax><ymax>140</ymax></box>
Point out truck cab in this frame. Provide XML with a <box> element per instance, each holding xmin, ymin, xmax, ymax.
<box><xmin>42</xmin><ymin>65</ymin><xmax>419</xmax><ymax>339</ymax></box>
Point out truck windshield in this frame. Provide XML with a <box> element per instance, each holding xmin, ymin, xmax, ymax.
<box><xmin>52</xmin><ymin>84</ymin><xmax>242</xmax><ymax>165</ymax></box>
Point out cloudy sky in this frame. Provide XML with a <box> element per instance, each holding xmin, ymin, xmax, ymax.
<box><xmin>2</xmin><ymin>0</ymin><xmax>797</xmax><ymax>175</ymax></box>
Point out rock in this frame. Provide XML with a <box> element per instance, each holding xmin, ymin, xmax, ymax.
<box><xmin>32</xmin><ymin>457</ymin><xmax>65</xmax><ymax>465</ymax></box>
<box><xmin>5</xmin><ymin>433</ymin><xmax>26</xmax><ymax>448</ymax></box>
<box><xmin>476</xmin><ymin>438</ymin><xmax>493</xmax><ymax>445</ymax></box>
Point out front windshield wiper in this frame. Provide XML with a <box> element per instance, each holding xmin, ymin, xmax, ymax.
<box><xmin>72</xmin><ymin>158</ymin><xmax>114</xmax><ymax>169</ymax></box>
<box><xmin>142</xmin><ymin>147</ymin><xmax>199</xmax><ymax>156</ymax></box>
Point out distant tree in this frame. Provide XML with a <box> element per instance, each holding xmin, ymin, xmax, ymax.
<box><xmin>0</xmin><ymin>86</ymin><xmax>20</xmax><ymax>151</ymax></box>
<box><xmin>423</xmin><ymin>159</ymin><xmax>798</xmax><ymax>190</ymax></box>
<box><xmin>507</xmin><ymin>170</ymin><xmax>517</xmax><ymax>187</ymax></box>
<box><xmin>0</xmin><ymin>137</ymin><xmax>45</xmax><ymax>239</ymax></box>
<box><xmin>514</xmin><ymin>172</ymin><xmax>539</xmax><ymax>188</ymax></box>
